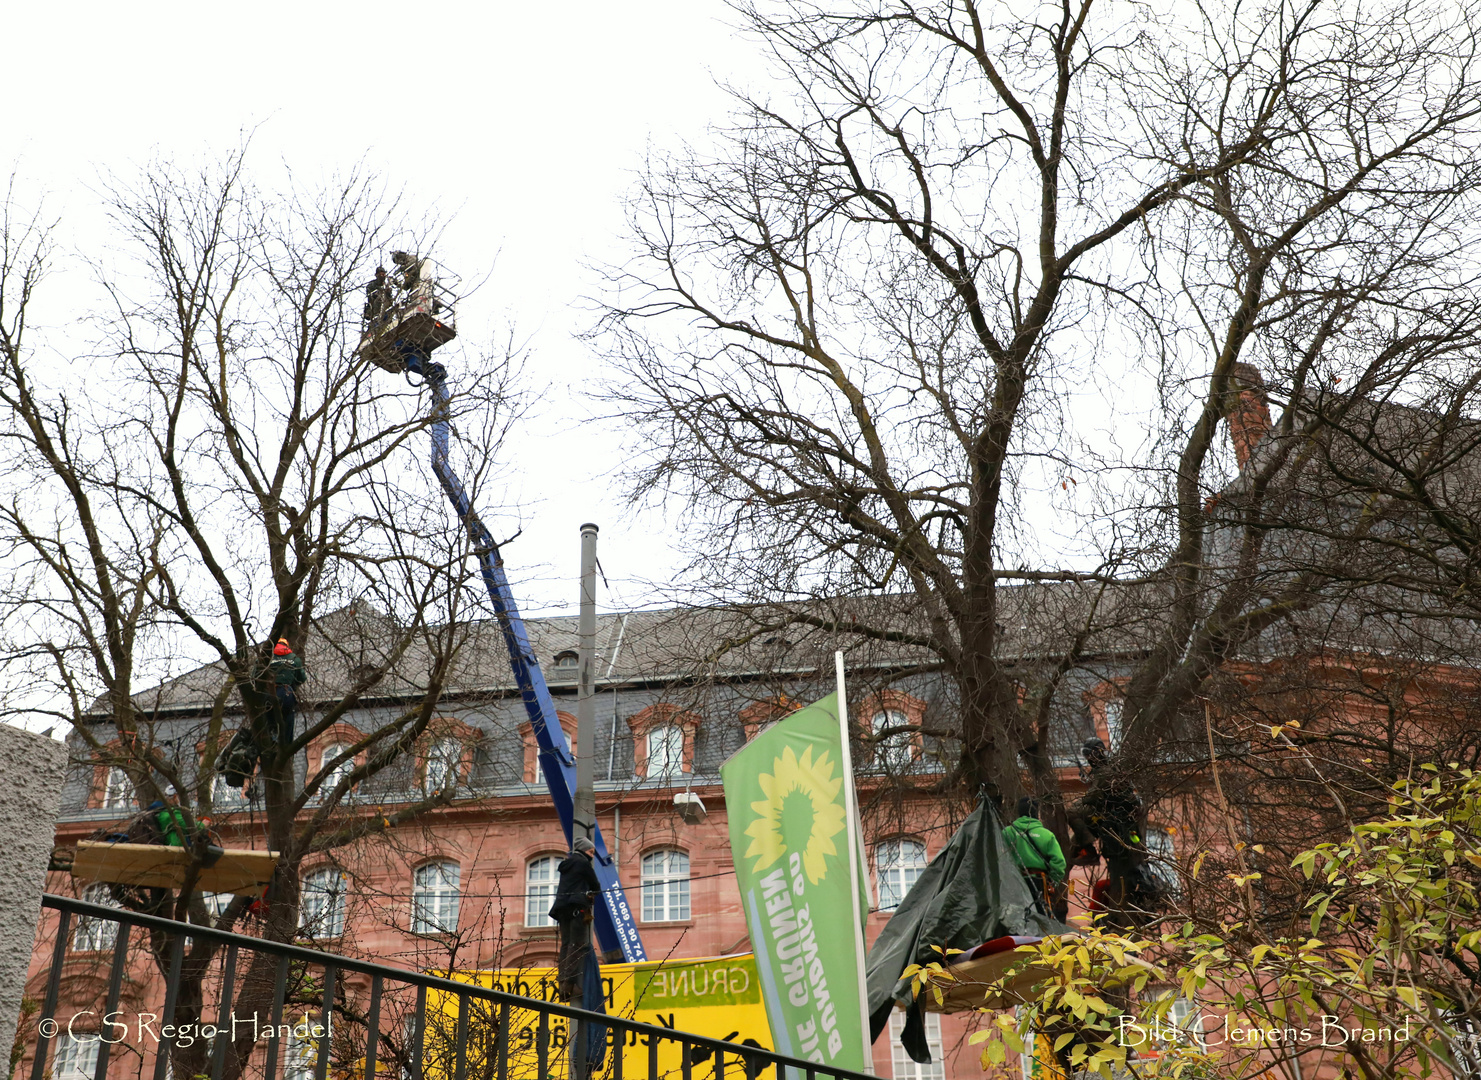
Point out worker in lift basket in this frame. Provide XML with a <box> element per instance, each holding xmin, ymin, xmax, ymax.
<box><xmin>549</xmin><ymin>836</ymin><xmax>600</xmax><ymax>1002</ymax></box>
<box><xmin>364</xmin><ymin>266</ymin><xmax>390</xmax><ymax>326</ymax></box>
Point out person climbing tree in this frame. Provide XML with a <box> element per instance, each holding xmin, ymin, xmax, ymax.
<box><xmin>269</xmin><ymin>638</ymin><xmax>307</xmax><ymax>749</ymax></box>
<box><xmin>1070</xmin><ymin>737</ymin><xmax>1156</xmax><ymax>926</ymax></box>
<box><xmin>549</xmin><ymin>836</ymin><xmax>600</xmax><ymax>1001</ymax></box>
<box><xmin>1003</xmin><ymin>796</ymin><xmax>1067</xmax><ymax>919</ymax></box>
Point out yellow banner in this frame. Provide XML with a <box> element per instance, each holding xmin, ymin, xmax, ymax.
<box><xmin>427</xmin><ymin>954</ymin><xmax>775</xmax><ymax>1079</ymax></box>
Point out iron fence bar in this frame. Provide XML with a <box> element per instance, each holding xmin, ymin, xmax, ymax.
<box><xmin>452</xmin><ymin>992</ymin><xmax>469</xmax><ymax>1080</ymax></box>
<box><xmin>151</xmin><ymin>934</ymin><xmax>186</xmax><ymax>1080</ymax></box>
<box><xmin>495</xmin><ymin>1001</ymin><xmax>509</xmax><ymax>1080</ymax></box>
<box><xmin>35</xmin><ymin>896</ymin><xmax>879</xmax><ymax>1080</ymax></box>
<box><xmin>715</xmin><ymin>1043</ymin><xmax>725</xmax><ymax>1080</ymax></box>
<box><xmin>30</xmin><ymin>909</ymin><xmax>70</xmax><ymax>1080</ymax></box>
<box><xmin>364</xmin><ymin>975</ymin><xmax>383</xmax><ymax>1080</ymax></box>
<box><xmin>94</xmin><ymin>924</ymin><xmax>132</xmax><ymax>1080</ymax></box>
<box><xmin>314</xmin><ymin>965</ymin><xmax>338</xmax><ymax>1080</ymax></box>
<box><xmin>264</xmin><ymin>953</ymin><xmax>291</xmax><ymax>1080</ymax></box>
<box><xmin>413</xmin><ymin>984</ymin><xmax>427</xmax><ymax>1080</ymax></box>
<box><xmin>682</xmin><ymin>1040</ymin><xmax>692</xmax><ymax>1080</ymax></box>
<box><xmin>211</xmin><ymin>943</ymin><xmax>238</xmax><ymax>1080</ymax></box>
<box><xmin>613</xmin><ymin>1021</ymin><xmax>622</xmax><ymax>1080</ymax></box>
<box><xmin>536</xmin><ymin>1008</ymin><xmax>549</xmax><ymax>1080</ymax></box>
<box><xmin>648</xmin><ymin>1033</ymin><xmax>658</xmax><ymax>1080</ymax></box>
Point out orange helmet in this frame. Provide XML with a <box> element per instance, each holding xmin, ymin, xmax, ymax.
<box><xmin>273</xmin><ymin>638</ymin><xmax>293</xmax><ymax>656</ymax></box>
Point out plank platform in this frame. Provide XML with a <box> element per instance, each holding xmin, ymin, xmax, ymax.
<box><xmin>918</xmin><ymin>949</ymin><xmax>1059</xmax><ymax>1012</ymax></box>
<box><xmin>72</xmin><ymin>841</ymin><xmax>278</xmax><ymax>896</ymax></box>
<box><xmin>919</xmin><ymin>945</ymin><xmax>1160</xmax><ymax>1013</ymax></box>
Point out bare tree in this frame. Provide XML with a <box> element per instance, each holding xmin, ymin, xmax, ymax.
<box><xmin>0</xmin><ymin>153</ymin><xmax>523</xmax><ymax>1079</ymax></box>
<box><xmin>593</xmin><ymin>0</ymin><xmax>1481</xmax><ymax>820</ymax></box>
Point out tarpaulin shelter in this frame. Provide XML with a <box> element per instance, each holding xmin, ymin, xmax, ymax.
<box><xmin>865</xmin><ymin>802</ymin><xmax>1070</xmax><ymax>1063</ymax></box>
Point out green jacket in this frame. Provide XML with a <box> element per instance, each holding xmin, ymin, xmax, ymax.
<box><xmin>1003</xmin><ymin>815</ymin><xmax>1067</xmax><ymax>882</ymax></box>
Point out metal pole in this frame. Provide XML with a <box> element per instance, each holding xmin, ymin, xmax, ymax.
<box><xmin>834</xmin><ymin>651</ymin><xmax>874</xmax><ymax>1070</ymax></box>
<box><xmin>573</xmin><ymin>523</ymin><xmax>600</xmax><ymax>1078</ymax></box>
<box><xmin>576</xmin><ymin>523</ymin><xmax>599</xmax><ymax>842</ymax></box>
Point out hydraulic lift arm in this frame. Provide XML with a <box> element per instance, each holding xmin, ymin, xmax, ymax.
<box><xmin>390</xmin><ymin>340</ymin><xmax>646</xmax><ymax>962</ymax></box>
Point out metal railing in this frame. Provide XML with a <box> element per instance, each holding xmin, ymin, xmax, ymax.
<box><xmin>28</xmin><ymin>895</ymin><xmax>878</xmax><ymax>1080</ymax></box>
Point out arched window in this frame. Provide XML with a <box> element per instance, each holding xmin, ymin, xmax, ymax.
<box><xmin>300</xmin><ymin>869</ymin><xmax>347</xmax><ymax>939</ymax></box>
<box><xmin>553</xmin><ymin>651</ymin><xmax>579</xmax><ymax>669</ymax></box>
<box><xmin>425</xmin><ymin>737</ymin><xmax>462</xmax><ymax>793</ymax></box>
<box><xmin>640</xmin><ymin>849</ymin><xmax>690</xmax><ymax>922</ymax></box>
<box><xmin>646</xmin><ymin>725</ymin><xmax>684</xmax><ymax>778</ymax></box>
<box><xmin>525</xmin><ymin>856</ymin><xmax>559</xmax><ymax>928</ymax></box>
<box><xmin>412</xmin><ymin>861</ymin><xmax>461</xmax><ymax>934</ymax></box>
<box><xmin>875</xmin><ymin>839</ymin><xmax>928</xmax><ymax>911</ymax></box>
<box><xmin>73</xmin><ymin>884</ymin><xmax>119</xmax><ymax>952</ymax></box>
<box><xmin>101</xmin><ymin>766</ymin><xmax>133</xmax><ymax>809</ymax></box>
<box><xmin>319</xmin><ymin>742</ymin><xmax>355</xmax><ymax>795</ymax></box>
<box><xmin>53</xmin><ymin>1034</ymin><xmax>101</xmax><ymax>1080</ymax></box>
<box><xmin>871</xmin><ymin>710</ymin><xmax>913</xmax><ymax>769</ymax></box>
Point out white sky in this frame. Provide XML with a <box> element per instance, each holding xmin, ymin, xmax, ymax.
<box><xmin>6</xmin><ymin>0</ymin><xmax>758</xmax><ymax>619</ymax></box>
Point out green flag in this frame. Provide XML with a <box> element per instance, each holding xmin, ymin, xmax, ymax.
<box><xmin>721</xmin><ymin>692</ymin><xmax>871</xmax><ymax>1072</ymax></box>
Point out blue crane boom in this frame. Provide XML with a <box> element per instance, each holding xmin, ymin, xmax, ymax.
<box><xmin>360</xmin><ymin>268</ymin><xmax>646</xmax><ymax>962</ymax></box>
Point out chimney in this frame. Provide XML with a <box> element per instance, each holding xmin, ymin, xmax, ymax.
<box><xmin>1227</xmin><ymin>362</ymin><xmax>1271</xmax><ymax>468</ymax></box>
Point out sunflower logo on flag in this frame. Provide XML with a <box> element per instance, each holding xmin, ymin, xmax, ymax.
<box><xmin>743</xmin><ymin>743</ymin><xmax>846</xmax><ymax>884</ymax></box>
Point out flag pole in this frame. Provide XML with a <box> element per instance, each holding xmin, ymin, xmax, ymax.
<box><xmin>835</xmin><ymin>650</ymin><xmax>874</xmax><ymax>1070</ymax></box>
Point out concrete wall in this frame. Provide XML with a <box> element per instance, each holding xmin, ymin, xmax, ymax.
<box><xmin>0</xmin><ymin>724</ymin><xmax>67</xmax><ymax>1052</ymax></box>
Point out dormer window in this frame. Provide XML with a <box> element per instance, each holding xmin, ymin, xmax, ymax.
<box><xmin>553</xmin><ymin>651</ymin><xmax>579</xmax><ymax>670</ymax></box>
<box><xmin>627</xmin><ymin>703</ymin><xmax>699</xmax><ymax>780</ymax></box>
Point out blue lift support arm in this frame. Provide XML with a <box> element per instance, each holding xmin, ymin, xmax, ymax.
<box><xmin>392</xmin><ymin>342</ymin><xmax>646</xmax><ymax>962</ymax></box>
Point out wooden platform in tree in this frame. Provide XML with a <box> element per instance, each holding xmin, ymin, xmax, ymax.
<box><xmin>919</xmin><ymin>943</ymin><xmax>1159</xmax><ymax>1013</ymax></box>
<box><xmin>72</xmin><ymin>841</ymin><xmax>278</xmax><ymax>896</ymax></box>
<box><xmin>918</xmin><ymin>949</ymin><xmax>1059</xmax><ymax>1013</ymax></box>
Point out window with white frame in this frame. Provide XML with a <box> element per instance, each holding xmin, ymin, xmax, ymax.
<box><xmin>285</xmin><ymin>1015</ymin><xmax>331</xmax><ymax>1080</ymax></box>
<box><xmin>400</xmin><ymin>1017</ymin><xmax>422</xmax><ymax>1080</ymax></box>
<box><xmin>640</xmin><ymin>849</ymin><xmax>690</xmax><ymax>922</ymax></box>
<box><xmin>412</xmin><ymin>861</ymin><xmax>461</xmax><ymax>934</ymax></box>
<box><xmin>888</xmin><ymin>1009</ymin><xmax>944</xmax><ymax>1080</ymax></box>
<box><xmin>1104</xmin><ymin>700</ymin><xmax>1124</xmax><ymax>751</ymax></box>
<box><xmin>872</xmin><ymin>710</ymin><xmax>913</xmax><ymax>769</ymax></box>
<box><xmin>319</xmin><ymin>742</ymin><xmax>355</xmax><ymax>795</ymax></box>
<box><xmin>299</xmin><ymin>869</ymin><xmax>347</xmax><ymax>939</ymax></box>
<box><xmin>1445</xmin><ymin>1011</ymin><xmax>1481</xmax><ymax>1080</ymax></box>
<box><xmin>73</xmin><ymin>884</ymin><xmax>119</xmax><ymax>952</ymax></box>
<box><xmin>101</xmin><ymin>765</ymin><xmax>133</xmax><ymax>809</ymax></box>
<box><xmin>425</xmin><ymin>737</ymin><xmax>462</xmax><ymax>793</ymax></box>
<box><xmin>1143</xmin><ymin>828</ymin><xmax>1181</xmax><ymax>898</ymax></box>
<box><xmin>525</xmin><ymin>856</ymin><xmax>558</xmax><ymax>928</ymax></box>
<box><xmin>53</xmin><ymin>1033</ymin><xmax>101</xmax><ymax>1080</ymax></box>
<box><xmin>645</xmin><ymin>725</ymin><xmax>684</xmax><ymax>778</ymax></box>
<box><xmin>876</xmin><ymin>839</ymin><xmax>928</xmax><ymax>912</ymax></box>
<box><xmin>212</xmin><ymin>768</ymin><xmax>248</xmax><ymax>807</ymax></box>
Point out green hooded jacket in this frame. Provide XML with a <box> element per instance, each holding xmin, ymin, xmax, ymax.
<box><xmin>1002</xmin><ymin>815</ymin><xmax>1067</xmax><ymax>882</ymax></box>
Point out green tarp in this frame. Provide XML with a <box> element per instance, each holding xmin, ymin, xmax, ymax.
<box><xmin>865</xmin><ymin>802</ymin><xmax>1069</xmax><ymax>1060</ymax></box>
